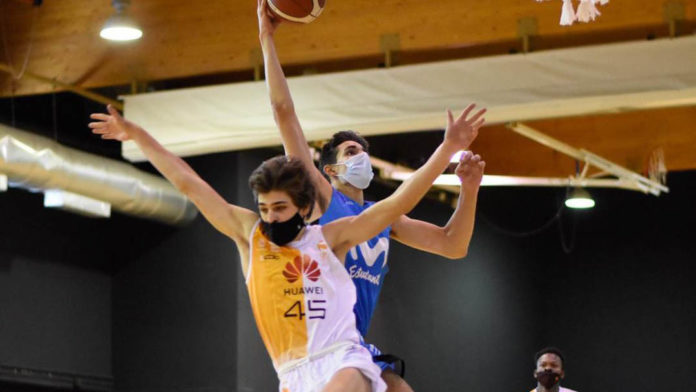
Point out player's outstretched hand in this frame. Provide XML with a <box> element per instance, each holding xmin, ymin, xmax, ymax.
<box><xmin>88</xmin><ymin>104</ymin><xmax>135</xmax><ymax>142</ymax></box>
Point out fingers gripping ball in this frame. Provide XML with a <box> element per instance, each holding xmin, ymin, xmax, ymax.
<box><xmin>267</xmin><ymin>0</ymin><xmax>325</xmax><ymax>24</ymax></box>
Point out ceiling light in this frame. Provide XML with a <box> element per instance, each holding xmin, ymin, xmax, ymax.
<box><xmin>100</xmin><ymin>0</ymin><xmax>142</xmax><ymax>41</ymax></box>
<box><xmin>565</xmin><ymin>187</ymin><xmax>595</xmax><ymax>209</ymax></box>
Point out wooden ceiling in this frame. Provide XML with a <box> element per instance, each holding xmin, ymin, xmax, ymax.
<box><xmin>1</xmin><ymin>0</ymin><xmax>695</xmax><ymax>178</ymax></box>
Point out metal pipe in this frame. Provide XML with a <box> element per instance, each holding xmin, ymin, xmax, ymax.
<box><xmin>0</xmin><ymin>124</ymin><xmax>197</xmax><ymax>225</ymax></box>
<box><xmin>507</xmin><ymin>122</ymin><xmax>669</xmax><ymax>195</ymax></box>
<box><xmin>507</xmin><ymin>122</ymin><xmax>584</xmax><ymax>159</ymax></box>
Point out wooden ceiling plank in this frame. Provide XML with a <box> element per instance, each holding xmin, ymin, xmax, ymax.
<box><xmin>470</xmin><ymin>106</ymin><xmax>696</xmax><ymax>176</ymax></box>
<box><xmin>2</xmin><ymin>0</ymin><xmax>695</xmax><ymax>96</ymax></box>
<box><xmin>0</xmin><ymin>62</ymin><xmax>123</xmax><ymax>110</ymax></box>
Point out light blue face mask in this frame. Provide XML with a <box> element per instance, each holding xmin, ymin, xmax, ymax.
<box><xmin>336</xmin><ymin>152</ymin><xmax>374</xmax><ymax>190</ymax></box>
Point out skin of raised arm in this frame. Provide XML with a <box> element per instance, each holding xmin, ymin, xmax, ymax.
<box><xmin>258</xmin><ymin>0</ymin><xmax>332</xmax><ymax>219</ymax></box>
<box><xmin>322</xmin><ymin>105</ymin><xmax>486</xmax><ymax>260</ymax></box>
<box><xmin>389</xmin><ymin>152</ymin><xmax>484</xmax><ymax>259</ymax></box>
<box><xmin>89</xmin><ymin>106</ymin><xmax>259</xmax><ymax>277</ymax></box>
<box><xmin>324</xmin><ymin>142</ymin><xmax>457</xmax><ymax>260</ymax></box>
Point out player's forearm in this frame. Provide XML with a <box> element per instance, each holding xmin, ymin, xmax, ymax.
<box><xmin>127</xmin><ymin>125</ymin><xmax>201</xmax><ymax>194</ymax></box>
<box><xmin>346</xmin><ymin>144</ymin><xmax>455</xmax><ymax>245</ymax></box>
<box><xmin>260</xmin><ymin>34</ymin><xmax>313</xmax><ymax>161</ymax></box>
<box><xmin>388</xmin><ymin>142</ymin><xmax>457</xmax><ymax>216</ymax></box>
<box><xmin>441</xmin><ymin>187</ymin><xmax>479</xmax><ymax>258</ymax></box>
<box><xmin>260</xmin><ymin>35</ymin><xmax>295</xmax><ymax>114</ymax></box>
<box><xmin>348</xmin><ymin>146</ymin><xmax>452</xmax><ymax>244</ymax></box>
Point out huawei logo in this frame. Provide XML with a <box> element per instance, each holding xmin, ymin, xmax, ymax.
<box><xmin>283</xmin><ymin>254</ymin><xmax>321</xmax><ymax>283</ymax></box>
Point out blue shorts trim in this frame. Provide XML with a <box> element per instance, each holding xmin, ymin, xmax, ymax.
<box><xmin>359</xmin><ymin>337</ymin><xmax>397</xmax><ymax>373</ymax></box>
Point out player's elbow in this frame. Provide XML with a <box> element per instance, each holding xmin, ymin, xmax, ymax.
<box><xmin>444</xmin><ymin>250</ymin><xmax>468</xmax><ymax>260</ymax></box>
<box><xmin>442</xmin><ymin>244</ymin><xmax>469</xmax><ymax>260</ymax></box>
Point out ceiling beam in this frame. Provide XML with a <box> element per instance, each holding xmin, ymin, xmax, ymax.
<box><xmin>0</xmin><ymin>63</ymin><xmax>123</xmax><ymax>110</ymax></box>
<box><xmin>469</xmin><ymin>106</ymin><xmax>696</xmax><ymax>177</ymax></box>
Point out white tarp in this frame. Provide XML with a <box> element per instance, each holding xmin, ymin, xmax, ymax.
<box><xmin>123</xmin><ymin>36</ymin><xmax>696</xmax><ymax>161</ymax></box>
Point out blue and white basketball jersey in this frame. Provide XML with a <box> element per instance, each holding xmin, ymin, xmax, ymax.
<box><xmin>319</xmin><ymin>188</ymin><xmax>390</xmax><ymax>336</ymax></box>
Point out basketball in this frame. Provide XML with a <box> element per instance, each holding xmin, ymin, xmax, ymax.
<box><xmin>267</xmin><ymin>0</ymin><xmax>325</xmax><ymax>24</ymax></box>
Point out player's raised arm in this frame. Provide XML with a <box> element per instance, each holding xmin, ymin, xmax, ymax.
<box><xmin>257</xmin><ymin>0</ymin><xmax>333</xmax><ymax>219</ymax></box>
<box><xmin>89</xmin><ymin>105</ymin><xmax>259</xmax><ymax>274</ymax></box>
<box><xmin>323</xmin><ymin>105</ymin><xmax>486</xmax><ymax>260</ymax></box>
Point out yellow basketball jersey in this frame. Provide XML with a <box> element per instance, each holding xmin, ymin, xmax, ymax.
<box><xmin>246</xmin><ymin>222</ymin><xmax>361</xmax><ymax>370</ymax></box>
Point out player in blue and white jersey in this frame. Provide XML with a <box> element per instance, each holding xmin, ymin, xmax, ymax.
<box><xmin>257</xmin><ymin>3</ymin><xmax>486</xmax><ymax>391</ymax></box>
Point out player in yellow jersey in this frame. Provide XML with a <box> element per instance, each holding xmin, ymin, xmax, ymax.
<box><xmin>88</xmin><ymin>103</ymin><xmax>485</xmax><ymax>392</ymax></box>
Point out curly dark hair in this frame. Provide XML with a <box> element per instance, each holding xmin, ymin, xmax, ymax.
<box><xmin>319</xmin><ymin>130</ymin><xmax>370</xmax><ymax>172</ymax></box>
<box><xmin>535</xmin><ymin>347</ymin><xmax>565</xmax><ymax>369</ymax></box>
<box><xmin>248</xmin><ymin>155</ymin><xmax>316</xmax><ymax>216</ymax></box>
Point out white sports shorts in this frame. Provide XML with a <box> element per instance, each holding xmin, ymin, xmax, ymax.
<box><xmin>277</xmin><ymin>342</ymin><xmax>386</xmax><ymax>392</ymax></box>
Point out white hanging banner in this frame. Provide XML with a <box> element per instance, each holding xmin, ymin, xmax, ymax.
<box><xmin>123</xmin><ymin>36</ymin><xmax>696</xmax><ymax>162</ymax></box>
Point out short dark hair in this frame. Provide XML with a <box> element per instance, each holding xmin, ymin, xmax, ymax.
<box><xmin>319</xmin><ymin>130</ymin><xmax>369</xmax><ymax>171</ymax></box>
<box><xmin>248</xmin><ymin>155</ymin><xmax>316</xmax><ymax>215</ymax></box>
<box><xmin>535</xmin><ymin>347</ymin><xmax>565</xmax><ymax>369</ymax></box>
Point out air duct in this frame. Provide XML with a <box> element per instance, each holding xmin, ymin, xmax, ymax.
<box><xmin>0</xmin><ymin>123</ymin><xmax>197</xmax><ymax>225</ymax></box>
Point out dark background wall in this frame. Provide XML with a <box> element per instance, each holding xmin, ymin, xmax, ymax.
<box><xmin>364</xmin><ymin>181</ymin><xmax>545</xmax><ymax>391</ymax></box>
<box><xmin>0</xmin><ymin>187</ymin><xmax>115</xmax><ymax>384</ymax></box>
<box><xmin>2</xmin><ymin>93</ymin><xmax>695</xmax><ymax>391</ymax></box>
<box><xmin>1</xmin><ymin>93</ymin><xmax>122</xmax><ymax>389</ymax></box>
<box><xmin>538</xmin><ymin>178</ymin><xmax>696</xmax><ymax>391</ymax></box>
<box><xmin>111</xmin><ymin>152</ymin><xmax>245</xmax><ymax>392</ymax></box>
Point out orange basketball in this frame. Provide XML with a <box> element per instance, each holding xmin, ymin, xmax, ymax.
<box><xmin>267</xmin><ymin>0</ymin><xmax>326</xmax><ymax>24</ymax></box>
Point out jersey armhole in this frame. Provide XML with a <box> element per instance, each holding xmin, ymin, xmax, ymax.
<box><xmin>314</xmin><ymin>224</ymin><xmax>343</xmax><ymax>267</ymax></box>
<box><xmin>245</xmin><ymin>220</ymin><xmax>261</xmax><ymax>285</ymax></box>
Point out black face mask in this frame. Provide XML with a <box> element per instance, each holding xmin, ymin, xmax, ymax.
<box><xmin>260</xmin><ymin>212</ymin><xmax>305</xmax><ymax>246</ymax></box>
<box><xmin>536</xmin><ymin>369</ymin><xmax>561</xmax><ymax>389</ymax></box>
